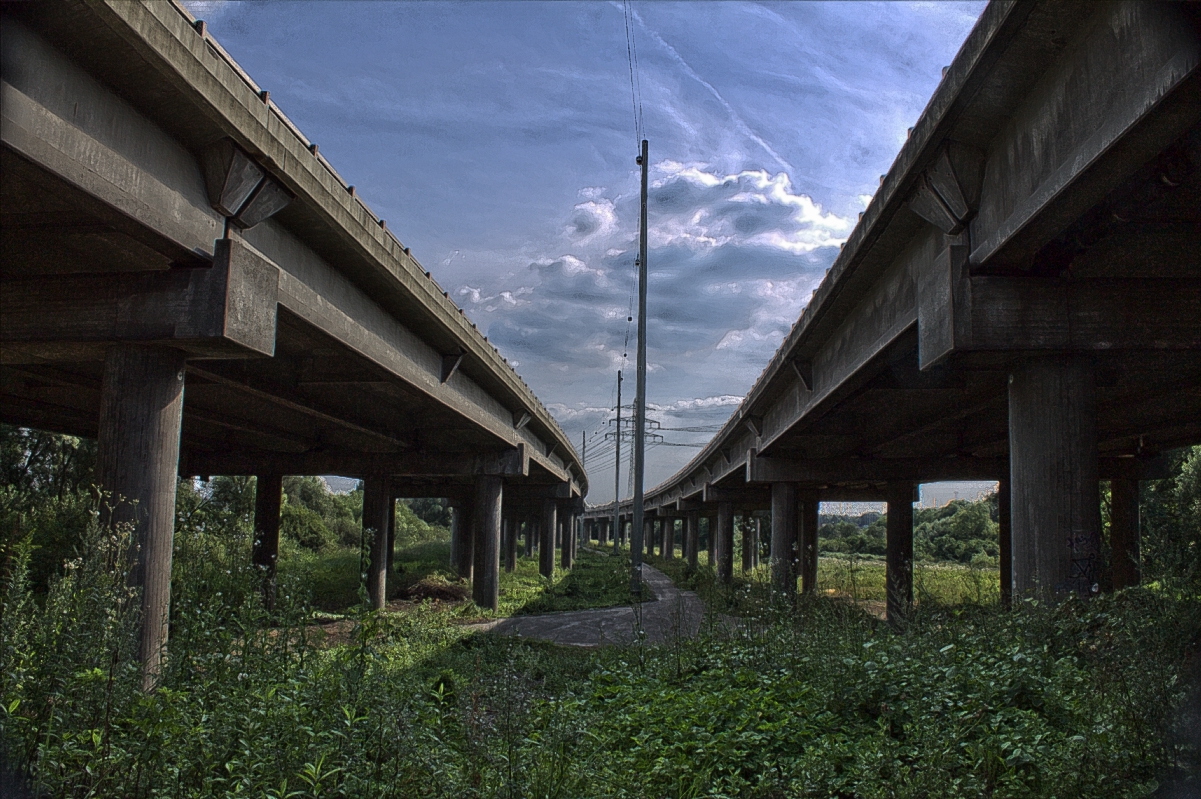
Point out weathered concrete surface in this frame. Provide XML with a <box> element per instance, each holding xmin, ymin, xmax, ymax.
<box><xmin>467</xmin><ymin>563</ymin><xmax>703</xmax><ymax>647</ymax></box>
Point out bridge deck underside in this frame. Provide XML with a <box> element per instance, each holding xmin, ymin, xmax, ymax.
<box><xmin>748</xmin><ymin>333</ymin><xmax>1201</xmax><ymax>488</ymax></box>
<box><xmin>0</xmin><ymin>144</ymin><xmax>562</xmax><ymax>489</ymax></box>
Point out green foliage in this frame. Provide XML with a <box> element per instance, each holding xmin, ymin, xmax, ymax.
<box><xmin>284</xmin><ymin>476</ymin><xmax>360</xmax><ymax>524</ymax></box>
<box><xmin>1140</xmin><ymin>445</ymin><xmax>1201</xmax><ymax>592</ymax></box>
<box><xmin>3</xmin><ymin>515</ymin><xmax>1197</xmax><ymax>798</ymax></box>
<box><xmin>0</xmin><ymin>424</ymin><xmax>96</xmax><ymax>503</ymax></box>
<box><xmin>504</xmin><ymin>549</ymin><xmax>646</xmax><ymax>616</ymax></box>
<box><xmin>2</xmin><ymin>434</ymin><xmax>1199</xmax><ymax>797</ymax></box>
<box><xmin>0</xmin><ymin>425</ymin><xmax>98</xmax><ymax>592</ymax></box>
<box><xmin>820</xmin><ymin>498</ymin><xmax>1000</xmax><ymax>565</ymax></box>
<box><xmin>405</xmin><ymin>497</ymin><xmax>451</xmax><ymax>528</ymax></box>
<box><xmin>0</xmin><ymin>489</ymin><xmax>94</xmax><ymax>595</ymax></box>
<box><xmin>280</xmin><ymin>504</ymin><xmax>333</xmax><ymax>553</ymax></box>
<box><xmin>915</xmin><ymin>499</ymin><xmax>999</xmax><ymax>563</ymax></box>
<box><xmin>819</xmin><ymin>517</ymin><xmax>887</xmax><ymax>557</ymax></box>
<box><xmin>392</xmin><ymin>502</ymin><xmax>448</xmax><ymax>551</ymax></box>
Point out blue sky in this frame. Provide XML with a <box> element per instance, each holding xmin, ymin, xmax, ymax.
<box><xmin>185</xmin><ymin>1</ymin><xmax>988</xmax><ymax>504</ymax></box>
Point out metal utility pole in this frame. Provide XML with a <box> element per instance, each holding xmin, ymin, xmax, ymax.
<box><xmin>612</xmin><ymin>370</ymin><xmax>622</xmax><ymax>554</ymax></box>
<box><xmin>631</xmin><ymin>138</ymin><xmax>648</xmax><ymax>595</ymax></box>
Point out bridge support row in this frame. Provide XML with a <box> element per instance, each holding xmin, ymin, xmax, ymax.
<box><xmin>90</xmin><ymin>341</ymin><xmax>577</xmax><ymax>681</ymax></box>
<box><xmin>588</xmin><ymin>353</ymin><xmax>1144</xmax><ymax>624</ymax></box>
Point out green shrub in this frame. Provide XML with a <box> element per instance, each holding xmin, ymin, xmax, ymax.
<box><xmin>280</xmin><ymin>504</ymin><xmax>333</xmax><ymax>552</ymax></box>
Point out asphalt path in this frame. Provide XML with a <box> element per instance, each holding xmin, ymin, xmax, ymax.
<box><xmin>467</xmin><ymin>562</ymin><xmax>704</xmax><ymax>647</ymax></box>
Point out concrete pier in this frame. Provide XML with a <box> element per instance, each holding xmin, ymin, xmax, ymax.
<box><xmin>504</xmin><ymin>509</ymin><xmax>518</xmax><ymax>573</ymax></box>
<box><xmin>1009</xmin><ymin>356</ymin><xmax>1101</xmax><ymax>599</ymax></box>
<box><xmin>560</xmin><ymin>505</ymin><xmax>574</xmax><ymax>570</ymax></box>
<box><xmin>685</xmin><ymin>511</ymin><xmax>699</xmax><ymax>569</ymax></box>
<box><xmin>771</xmin><ymin>483</ymin><xmax>797</xmax><ymax>597</ymax></box>
<box><xmin>540</xmin><ymin>499</ymin><xmax>556</xmax><ymax>578</ymax></box>
<box><xmin>452</xmin><ymin>504</ymin><xmax>473</xmax><ymax>581</ymax></box>
<box><xmin>472</xmin><ymin>476</ymin><xmax>503</xmax><ymax>610</ymax></box>
<box><xmin>717</xmin><ymin>502</ymin><xmax>734</xmax><ymax>584</ymax></box>
<box><xmin>741</xmin><ymin>515</ymin><xmax>753</xmax><ymax>573</ymax></box>
<box><xmin>363</xmin><ymin>474</ymin><xmax>392</xmax><ymax>610</ymax></box>
<box><xmin>96</xmin><ymin>344</ymin><xmax>186</xmax><ymax>687</ymax></box>
<box><xmin>800</xmin><ymin>493</ymin><xmax>818</xmax><ymax>595</ymax></box>
<box><xmin>252</xmin><ymin>472</ymin><xmax>283</xmax><ymax>608</ymax></box>
<box><xmin>885</xmin><ymin>482</ymin><xmax>913</xmax><ymax>625</ymax></box>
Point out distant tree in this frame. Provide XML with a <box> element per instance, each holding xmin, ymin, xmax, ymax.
<box><xmin>404</xmin><ymin>498</ymin><xmax>450</xmax><ymax>528</ymax></box>
<box><xmin>0</xmin><ymin>424</ymin><xmax>95</xmax><ymax>505</ymax></box>
<box><xmin>914</xmin><ymin>500</ymin><xmax>998</xmax><ymax>563</ymax></box>
<box><xmin>1139</xmin><ymin>445</ymin><xmax>1201</xmax><ymax>590</ymax></box>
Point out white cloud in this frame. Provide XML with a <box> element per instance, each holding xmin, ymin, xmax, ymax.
<box><xmin>648</xmin><ymin>162</ymin><xmax>851</xmax><ymax>254</ymax></box>
<box><xmin>566</xmin><ymin>199</ymin><xmax>618</xmax><ymax>242</ymax></box>
<box><xmin>650</xmin><ymin>395</ymin><xmax>744</xmax><ymax>412</ymax></box>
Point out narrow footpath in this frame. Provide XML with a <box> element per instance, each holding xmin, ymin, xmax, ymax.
<box><xmin>468</xmin><ymin>563</ymin><xmax>704</xmax><ymax>647</ymax></box>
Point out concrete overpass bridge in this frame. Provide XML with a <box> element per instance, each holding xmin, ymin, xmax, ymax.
<box><xmin>0</xmin><ymin>0</ymin><xmax>585</xmax><ymax>679</ymax></box>
<box><xmin>583</xmin><ymin>0</ymin><xmax>1201</xmax><ymax>622</ymax></box>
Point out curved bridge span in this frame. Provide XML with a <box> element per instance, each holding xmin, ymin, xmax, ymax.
<box><xmin>0</xmin><ymin>0</ymin><xmax>585</xmax><ymax>677</ymax></box>
<box><xmin>583</xmin><ymin>0</ymin><xmax>1201</xmax><ymax>621</ymax></box>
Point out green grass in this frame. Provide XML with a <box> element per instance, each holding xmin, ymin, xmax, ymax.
<box><xmin>647</xmin><ymin>550</ymin><xmax>1000</xmax><ymax>614</ymax></box>
<box><xmin>819</xmin><ymin>554</ymin><xmax>1001</xmax><ymax>605</ymax></box>
<box><xmin>277</xmin><ymin>541</ymin><xmax>643</xmax><ymax>617</ymax></box>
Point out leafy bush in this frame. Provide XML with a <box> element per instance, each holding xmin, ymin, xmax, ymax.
<box><xmin>3</xmin><ymin>518</ymin><xmax>1197</xmax><ymax>798</ymax></box>
<box><xmin>820</xmin><ymin>497</ymin><xmax>1000</xmax><ymax>565</ymax></box>
<box><xmin>405</xmin><ymin>497</ymin><xmax>451</xmax><ymax>528</ymax></box>
<box><xmin>280</xmin><ymin>503</ymin><xmax>333</xmax><ymax>552</ymax></box>
<box><xmin>2</xmin><ymin>432</ymin><xmax>1198</xmax><ymax>797</ymax></box>
<box><xmin>915</xmin><ymin>499</ymin><xmax>999</xmax><ymax>563</ymax></box>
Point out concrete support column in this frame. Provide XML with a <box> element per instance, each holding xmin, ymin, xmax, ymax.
<box><xmin>252</xmin><ymin>473</ymin><xmax>283</xmax><ymax>609</ymax></box>
<box><xmin>741</xmin><ymin>515</ymin><xmax>754</xmax><ymax>573</ymax></box>
<box><xmin>1009</xmin><ymin>356</ymin><xmax>1101</xmax><ymax>599</ymax></box>
<box><xmin>504</xmin><ymin>507</ymin><xmax>518</xmax><ymax>573</ymax></box>
<box><xmin>685</xmin><ymin>511</ymin><xmax>699</xmax><ymax>569</ymax></box>
<box><xmin>540</xmin><ymin>499</ymin><xmax>556</xmax><ymax>578</ymax></box>
<box><xmin>771</xmin><ymin>483</ymin><xmax>798</xmax><ymax>597</ymax></box>
<box><xmin>707</xmin><ymin>515</ymin><xmax>717</xmax><ymax>567</ymax></box>
<box><xmin>998</xmin><ymin>479</ymin><xmax>1012</xmax><ymax>607</ymax></box>
<box><xmin>452</xmin><ymin>503</ymin><xmax>473</xmax><ymax>581</ymax></box>
<box><xmin>752</xmin><ymin>517</ymin><xmax>761</xmax><ymax>569</ymax></box>
<box><xmin>471</xmin><ymin>476</ymin><xmax>503</xmax><ymax>610</ymax></box>
<box><xmin>524</xmin><ymin>514</ymin><xmax>535</xmax><ymax>557</ymax></box>
<box><xmin>96</xmin><ymin>344</ymin><xmax>186</xmax><ymax>685</ymax></box>
<box><xmin>717</xmin><ymin>502</ymin><xmax>735</xmax><ymax>584</ymax></box>
<box><xmin>386</xmin><ymin>497</ymin><xmax>397</xmax><ymax>578</ymax></box>
<box><xmin>645</xmin><ymin>518</ymin><xmax>654</xmax><ymax>558</ymax></box>
<box><xmin>661</xmin><ymin>517</ymin><xmax>672</xmax><ymax>559</ymax></box>
<box><xmin>885</xmin><ymin>482</ymin><xmax>914</xmax><ymax>625</ymax></box>
<box><xmin>363</xmin><ymin>475</ymin><xmax>391</xmax><ymax>611</ymax></box>
<box><xmin>561</xmin><ymin>505</ymin><xmax>574</xmax><ymax>570</ymax></box>
<box><xmin>1111</xmin><ymin>477</ymin><xmax>1141</xmax><ymax>590</ymax></box>
<box><xmin>800</xmin><ymin>492</ymin><xmax>819</xmax><ymax>595</ymax></box>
